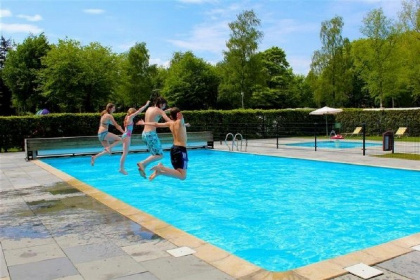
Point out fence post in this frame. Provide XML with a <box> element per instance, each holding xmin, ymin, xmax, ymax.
<box><xmin>362</xmin><ymin>123</ymin><xmax>366</xmax><ymax>156</ymax></box>
<box><xmin>314</xmin><ymin>122</ymin><xmax>317</xmax><ymax>151</ymax></box>
<box><xmin>276</xmin><ymin>122</ymin><xmax>279</xmax><ymax>149</ymax></box>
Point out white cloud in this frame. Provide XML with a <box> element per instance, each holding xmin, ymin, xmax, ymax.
<box><xmin>0</xmin><ymin>23</ymin><xmax>43</xmax><ymax>34</ymax></box>
<box><xmin>266</xmin><ymin>19</ymin><xmax>316</xmax><ymax>37</ymax></box>
<box><xmin>167</xmin><ymin>21</ymin><xmax>229</xmax><ymax>53</ymax></box>
<box><xmin>288</xmin><ymin>56</ymin><xmax>312</xmax><ymax>75</ymax></box>
<box><xmin>83</xmin><ymin>9</ymin><xmax>105</xmax><ymax>15</ymax></box>
<box><xmin>0</xmin><ymin>9</ymin><xmax>12</xmax><ymax>17</ymax></box>
<box><xmin>17</xmin><ymin>14</ymin><xmax>42</xmax><ymax>22</ymax></box>
<box><xmin>206</xmin><ymin>3</ymin><xmax>242</xmax><ymax>19</ymax></box>
<box><xmin>115</xmin><ymin>41</ymin><xmax>135</xmax><ymax>52</ymax></box>
<box><xmin>150</xmin><ymin>58</ymin><xmax>170</xmax><ymax>68</ymax></box>
<box><xmin>343</xmin><ymin>0</ymin><xmax>403</xmax><ymax>18</ymax></box>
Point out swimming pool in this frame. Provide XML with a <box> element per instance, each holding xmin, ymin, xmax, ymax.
<box><xmin>286</xmin><ymin>140</ymin><xmax>381</xmax><ymax>149</ymax></box>
<box><xmin>41</xmin><ymin>150</ymin><xmax>420</xmax><ymax>272</ymax></box>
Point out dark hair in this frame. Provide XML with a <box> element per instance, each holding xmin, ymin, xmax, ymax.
<box><xmin>155</xmin><ymin>97</ymin><xmax>167</xmax><ymax>107</ymax></box>
<box><xmin>170</xmin><ymin>107</ymin><xmax>180</xmax><ymax>120</ymax></box>
<box><xmin>101</xmin><ymin>103</ymin><xmax>114</xmax><ymax>116</ymax></box>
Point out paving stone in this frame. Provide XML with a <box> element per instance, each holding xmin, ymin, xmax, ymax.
<box><xmin>63</xmin><ymin>242</ymin><xmax>126</xmax><ymax>264</ymax></box>
<box><xmin>1</xmin><ymin>237</ymin><xmax>56</xmax><ymax>250</ymax></box>
<box><xmin>122</xmin><ymin>239</ymin><xmax>176</xmax><ymax>262</ymax></box>
<box><xmin>0</xmin><ymin>178</ymin><xmax>13</xmax><ymax>190</ymax></box>
<box><xmin>0</xmin><ymin>218</ymin><xmax>51</xmax><ymax>241</ymax></box>
<box><xmin>38</xmin><ymin>210</ymin><xmax>119</xmax><ymax>236</ymax></box>
<box><xmin>332</xmin><ymin>265</ymin><xmax>413</xmax><ymax>280</ymax></box>
<box><xmin>377</xmin><ymin>251</ymin><xmax>420</xmax><ymax>280</ymax></box>
<box><xmin>53</xmin><ymin>232</ymin><xmax>109</xmax><ymax>248</ymax></box>
<box><xmin>98</xmin><ymin>220</ymin><xmax>160</xmax><ymax>247</ymax></box>
<box><xmin>141</xmin><ymin>255</ymin><xmax>235</xmax><ymax>280</ymax></box>
<box><xmin>74</xmin><ymin>255</ymin><xmax>147</xmax><ymax>280</ymax></box>
<box><xmin>0</xmin><ymin>210</ymin><xmax>37</xmax><ymax>229</ymax></box>
<box><xmin>3</xmin><ymin>243</ymin><xmax>66</xmax><ymax>266</ymax></box>
<box><xmin>9</xmin><ymin>178</ymin><xmax>40</xmax><ymax>189</ymax></box>
<box><xmin>51</xmin><ymin>275</ymin><xmax>84</xmax><ymax>280</ymax></box>
<box><xmin>114</xmin><ymin>272</ymin><xmax>160</xmax><ymax>280</ymax></box>
<box><xmin>0</xmin><ymin>243</ymin><xmax>9</xmax><ymax>279</ymax></box>
<box><xmin>8</xmin><ymin>257</ymin><xmax>79</xmax><ymax>280</ymax></box>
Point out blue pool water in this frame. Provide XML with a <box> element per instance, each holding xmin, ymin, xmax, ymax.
<box><xmin>41</xmin><ymin>150</ymin><xmax>420</xmax><ymax>271</ymax></box>
<box><xmin>286</xmin><ymin>140</ymin><xmax>381</xmax><ymax>149</ymax></box>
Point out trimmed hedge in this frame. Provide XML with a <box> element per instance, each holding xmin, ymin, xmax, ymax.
<box><xmin>1</xmin><ymin>109</ymin><xmax>419</xmax><ymax>152</ymax></box>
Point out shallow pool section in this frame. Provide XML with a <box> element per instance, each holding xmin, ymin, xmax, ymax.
<box><xmin>286</xmin><ymin>140</ymin><xmax>382</xmax><ymax>149</ymax></box>
<box><xmin>41</xmin><ymin>150</ymin><xmax>420</xmax><ymax>271</ymax></box>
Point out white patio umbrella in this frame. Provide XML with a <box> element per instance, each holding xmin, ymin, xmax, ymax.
<box><xmin>309</xmin><ymin>106</ymin><xmax>343</xmax><ymax>136</ymax></box>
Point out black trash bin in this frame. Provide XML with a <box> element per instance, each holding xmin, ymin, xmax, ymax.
<box><xmin>383</xmin><ymin>131</ymin><xmax>394</xmax><ymax>151</ymax></box>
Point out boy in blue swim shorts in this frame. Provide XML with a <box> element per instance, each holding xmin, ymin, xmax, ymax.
<box><xmin>136</xmin><ymin>97</ymin><xmax>171</xmax><ymax>178</ymax></box>
<box><xmin>138</xmin><ymin>107</ymin><xmax>188</xmax><ymax>181</ymax></box>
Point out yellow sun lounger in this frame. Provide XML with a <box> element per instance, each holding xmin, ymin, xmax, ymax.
<box><xmin>395</xmin><ymin>127</ymin><xmax>407</xmax><ymax>138</ymax></box>
<box><xmin>343</xmin><ymin>126</ymin><xmax>363</xmax><ymax>137</ymax></box>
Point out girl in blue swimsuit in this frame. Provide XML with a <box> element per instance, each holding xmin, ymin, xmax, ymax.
<box><xmin>91</xmin><ymin>103</ymin><xmax>125</xmax><ymax>166</ymax></box>
<box><xmin>119</xmin><ymin>101</ymin><xmax>150</xmax><ymax>175</ymax></box>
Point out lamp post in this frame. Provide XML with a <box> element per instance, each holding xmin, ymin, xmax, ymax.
<box><xmin>241</xmin><ymin>92</ymin><xmax>244</xmax><ymax>109</ymax></box>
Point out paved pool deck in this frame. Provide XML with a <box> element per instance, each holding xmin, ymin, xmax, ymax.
<box><xmin>1</xmin><ymin>140</ymin><xmax>419</xmax><ymax>280</ymax></box>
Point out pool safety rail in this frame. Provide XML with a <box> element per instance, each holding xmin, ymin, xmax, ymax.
<box><xmin>24</xmin><ymin>131</ymin><xmax>214</xmax><ymax>160</ymax></box>
<box><xmin>224</xmin><ymin>132</ymin><xmax>247</xmax><ymax>151</ymax></box>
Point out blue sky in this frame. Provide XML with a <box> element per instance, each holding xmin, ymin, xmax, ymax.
<box><xmin>1</xmin><ymin>0</ymin><xmax>403</xmax><ymax>75</ymax></box>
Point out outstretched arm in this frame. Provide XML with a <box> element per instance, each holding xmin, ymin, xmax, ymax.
<box><xmin>110</xmin><ymin>115</ymin><xmax>125</xmax><ymax>133</ymax></box>
<box><xmin>134</xmin><ymin>100</ymin><xmax>151</xmax><ymax>116</ymax></box>
<box><xmin>136</xmin><ymin>120</ymin><xmax>172</xmax><ymax>128</ymax></box>
<box><xmin>128</xmin><ymin>100</ymin><xmax>151</xmax><ymax>122</ymax></box>
<box><xmin>160</xmin><ymin>109</ymin><xmax>172</xmax><ymax>122</ymax></box>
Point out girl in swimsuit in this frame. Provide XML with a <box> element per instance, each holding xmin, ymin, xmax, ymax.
<box><xmin>91</xmin><ymin>103</ymin><xmax>125</xmax><ymax>166</ymax></box>
<box><xmin>119</xmin><ymin>101</ymin><xmax>150</xmax><ymax>175</ymax></box>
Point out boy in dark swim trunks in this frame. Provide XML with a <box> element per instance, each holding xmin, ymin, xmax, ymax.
<box><xmin>137</xmin><ymin>107</ymin><xmax>188</xmax><ymax>181</ymax></box>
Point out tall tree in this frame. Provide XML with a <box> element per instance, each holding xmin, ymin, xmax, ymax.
<box><xmin>81</xmin><ymin>42</ymin><xmax>119</xmax><ymax>112</ymax></box>
<box><xmin>399</xmin><ymin>0</ymin><xmax>420</xmax><ymax>33</ymax></box>
<box><xmin>120</xmin><ymin>42</ymin><xmax>153</xmax><ymax>108</ymax></box>
<box><xmin>38</xmin><ymin>39</ymin><xmax>118</xmax><ymax>112</ymax></box>
<box><xmin>219</xmin><ymin>10</ymin><xmax>263</xmax><ymax>108</ymax></box>
<box><xmin>2</xmin><ymin>33</ymin><xmax>50</xmax><ymax>114</ymax></box>
<box><xmin>355</xmin><ymin>8</ymin><xmax>398</xmax><ymax>108</ymax></box>
<box><xmin>309</xmin><ymin>16</ymin><xmax>353</xmax><ymax>107</ymax></box>
<box><xmin>162</xmin><ymin>51</ymin><xmax>219</xmax><ymax>110</ymax></box>
<box><xmin>396</xmin><ymin>0</ymin><xmax>420</xmax><ymax>105</ymax></box>
<box><xmin>251</xmin><ymin>47</ymin><xmax>296</xmax><ymax>108</ymax></box>
<box><xmin>0</xmin><ymin>36</ymin><xmax>14</xmax><ymax>115</ymax></box>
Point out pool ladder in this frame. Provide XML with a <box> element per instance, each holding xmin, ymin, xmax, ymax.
<box><xmin>224</xmin><ymin>133</ymin><xmax>247</xmax><ymax>151</ymax></box>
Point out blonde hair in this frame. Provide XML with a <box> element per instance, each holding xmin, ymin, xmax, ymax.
<box><xmin>124</xmin><ymin>108</ymin><xmax>136</xmax><ymax>126</ymax></box>
<box><xmin>127</xmin><ymin>108</ymin><xmax>136</xmax><ymax>115</ymax></box>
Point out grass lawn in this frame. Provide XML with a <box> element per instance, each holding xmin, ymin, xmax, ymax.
<box><xmin>374</xmin><ymin>153</ymin><xmax>420</xmax><ymax>161</ymax></box>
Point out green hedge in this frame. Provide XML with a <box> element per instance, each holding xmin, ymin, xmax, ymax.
<box><xmin>1</xmin><ymin>109</ymin><xmax>419</xmax><ymax>152</ymax></box>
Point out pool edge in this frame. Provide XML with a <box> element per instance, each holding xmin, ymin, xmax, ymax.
<box><xmin>33</xmin><ymin>159</ymin><xmax>420</xmax><ymax>280</ymax></box>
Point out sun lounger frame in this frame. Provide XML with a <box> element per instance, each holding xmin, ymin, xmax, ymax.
<box><xmin>25</xmin><ymin>131</ymin><xmax>214</xmax><ymax>160</ymax></box>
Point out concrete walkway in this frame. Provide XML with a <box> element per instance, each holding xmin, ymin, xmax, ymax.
<box><xmin>1</xmin><ymin>143</ymin><xmax>419</xmax><ymax>280</ymax></box>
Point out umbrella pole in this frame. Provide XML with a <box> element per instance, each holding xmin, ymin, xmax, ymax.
<box><xmin>325</xmin><ymin>115</ymin><xmax>328</xmax><ymax>137</ymax></box>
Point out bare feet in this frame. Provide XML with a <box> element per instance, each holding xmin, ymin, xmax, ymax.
<box><xmin>105</xmin><ymin>147</ymin><xmax>111</xmax><ymax>154</ymax></box>
<box><xmin>137</xmin><ymin>162</ymin><xmax>146</xmax><ymax>178</ymax></box>
<box><xmin>91</xmin><ymin>156</ymin><xmax>95</xmax><ymax>166</ymax></box>
<box><xmin>119</xmin><ymin>169</ymin><xmax>128</xmax><ymax>175</ymax></box>
<box><xmin>149</xmin><ymin>170</ymin><xmax>160</xmax><ymax>181</ymax></box>
<box><xmin>149</xmin><ymin>163</ymin><xmax>163</xmax><ymax>181</ymax></box>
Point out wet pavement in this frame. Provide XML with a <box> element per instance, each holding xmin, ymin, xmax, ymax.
<box><xmin>1</xmin><ymin>152</ymin><xmax>234</xmax><ymax>280</ymax></box>
<box><xmin>1</xmin><ymin>146</ymin><xmax>419</xmax><ymax>280</ymax></box>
